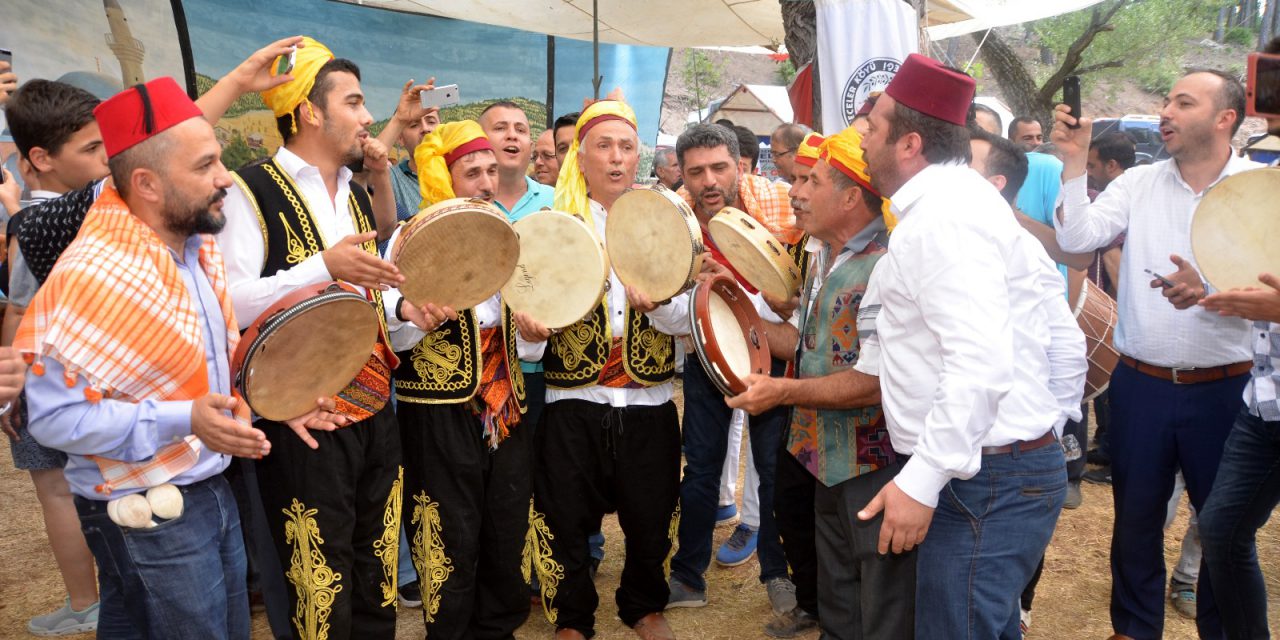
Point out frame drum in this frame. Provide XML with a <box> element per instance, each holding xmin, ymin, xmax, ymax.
<box><xmin>1192</xmin><ymin>167</ymin><xmax>1280</xmax><ymax>292</ymax></box>
<box><xmin>688</xmin><ymin>275</ymin><xmax>770</xmax><ymax>396</ymax></box>
<box><xmin>606</xmin><ymin>185</ymin><xmax>704</xmax><ymax>302</ymax></box>
<box><xmin>501</xmin><ymin>210</ymin><xmax>610</xmax><ymax>329</ymax></box>
<box><xmin>707</xmin><ymin>206</ymin><xmax>801</xmax><ymax>300</ymax></box>
<box><xmin>232</xmin><ymin>282</ymin><xmax>380</xmax><ymax>421</ymax></box>
<box><xmin>392</xmin><ymin>198</ymin><xmax>520</xmax><ymax>310</ymax></box>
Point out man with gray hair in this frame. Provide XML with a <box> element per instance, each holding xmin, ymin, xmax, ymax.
<box><xmin>770</xmin><ymin>123</ymin><xmax>811</xmax><ymax>182</ymax></box>
<box><xmin>653</xmin><ymin>146</ymin><xmax>681</xmax><ymax>190</ymax></box>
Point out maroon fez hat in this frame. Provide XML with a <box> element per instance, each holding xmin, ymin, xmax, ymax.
<box><xmin>884</xmin><ymin>54</ymin><xmax>975</xmax><ymax>126</ymax></box>
<box><xmin>94</xmin><ymin>77</ymin><xmax>203</xmax><ymax>158</ymax></box>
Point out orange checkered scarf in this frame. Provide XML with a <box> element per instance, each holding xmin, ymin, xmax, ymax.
<box><xmin>15</xmin><ymin>187</ymin><xmax>239</xmax><ymax>404</ymax></box>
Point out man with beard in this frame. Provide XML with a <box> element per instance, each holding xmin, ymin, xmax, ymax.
<box><xmin>375</xmin><ymin>78</ymin><xmax>441</xmax><ymax>222</ymax></box>
<box><xmin>381</xmin><ymin>119</ymin><xmax>535</xmax><ymax>639</ymax></box>
<box><xmin>517</xmin><ymin>98</ymin><xmax>688</xmax><ymax>640</ymax></box>
<box><xmin>20</xmin><ymin>77</ymin><xmax>337</xmax><ymax>639</ymax></box>
<box><xmin>855</xmin><ymin>54</ymin><xmax>1085</xmax><ymax>638</ymax></box>
<box><xmin>218</xmin><ymin>37</ymin><xmax>408</xmax><ymax>640</ymax></box>
<box><xmin>1052</xmin><ymin>68</ymin><xmax>1260</xmax><ymax>640</ymax></box>
<box><xmin>729</xmin><ymin>125</ymin><xmax>915</xmax><ymax>640</ymax></box>
<box><xmin>1008</xmin><ymin>115</ymin><xmax>1044</xmax><ymax>152</ymax></box>
<box><xmin>533</xmin><ymin>129</ymin><xmax>560</xmax><ymax>186</ymax></box>
<box><xmin>665</xmin><ymin>123</ymin><xmax>793</xmax><ymax>623</ymax></box>
<box><xmin>480</xmin><ymin>101</ymin><xmax>553</xmax><ymax>222</ymax></box>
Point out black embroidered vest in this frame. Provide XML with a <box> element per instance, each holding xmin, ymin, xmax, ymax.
<box><xmin>392</xmin><ymin>305</ymin><xmax>526</xmax><ymax>406</ymax></box>
<box><xmin>542</xmin><ymin>301</ymin><xmax>676</xmax><ymax>390</ymax></box>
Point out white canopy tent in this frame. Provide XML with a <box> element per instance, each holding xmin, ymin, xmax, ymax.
<box><xmin>340</xmin><ymin>0</ymin><xmax>1105</xmax><ymax>46</ymax></box>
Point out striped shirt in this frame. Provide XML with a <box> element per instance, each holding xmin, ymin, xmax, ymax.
<box><xmin>1246</xmin><ymin>322</ymin><xmax>1280</xmax><ymax>421</ymax></box>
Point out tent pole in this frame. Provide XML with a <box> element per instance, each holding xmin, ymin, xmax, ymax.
<box><xmin>547</xmin><ymin>35</ymin><xmax>556</xmax><ymax>129</ymax></box>
<box><xmin>593</xmin><ymin>0</ymin><xmax>601</xmax><ymax>99</ymax></box>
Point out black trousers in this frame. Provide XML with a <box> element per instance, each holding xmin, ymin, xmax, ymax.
<box><xmin>774</xmin><ymin>434</ymin><xmax>819</xmax><ymax>616</ymax></box>
<box><xmin>398</xmin><ymin>401</ymin><xmax>533</xmax><ymax>640</ymax></box>
<box><xmin>531</xmin><ymin>399</ymin><xmax>681</xmax><ymax>638</ymax></box>
<box><xmin>255</xmin><ymin>406</ymin><xmax>402</xmax><ymax>640</ymax></box>
<box><xmin>814</xmin><ymin>461</ymin><xmax>916</xmax><ymax>640</ymax></box>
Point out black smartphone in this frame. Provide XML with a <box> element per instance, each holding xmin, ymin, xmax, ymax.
<box><xmin>1063</xmin><ymin>75</ymin><xmax>1082</xmax><ymax>129</ymax></box>
<box><xmin>1144</xmin><ymin>268</ymin><xmax>1175</xmax><ymax>289</ymax></box>
<box><xmin>1247</xmin><ymin>52</ymin><xmax>1280</xmax><ymax>118</ymax></box>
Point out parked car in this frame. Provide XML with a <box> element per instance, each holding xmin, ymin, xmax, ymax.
<box><xmin>1091</xmin><ymin>115</ymin><xmax>1169</xmax><ymax>162</ymax></box>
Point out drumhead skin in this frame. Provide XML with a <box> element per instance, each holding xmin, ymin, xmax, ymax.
<box><xmin>707</xmin><ymin>207</ymin><xmax>799</xmax><ymax>300</ymax></box>
<box><xmin>1192</xmin><ymin>167</ymin><xmax>1280</xmax><ymax>292</ymax></box>
<box><xmin>234</xmin><ymin>283</ymin><xmax>380</xmax><ymax>422</ymax></box>
<box><xmin>393</xmin><ymin>198</ymin><xmax>520</xmax><ymax>310</ymax></box>
<box><xmin>688</xmin><ymin>275</ymin><xmax>770</xmax><ymax>396</ymax></box>
<box><xmin>502</xmin><ymin>210</ymin><xmax>609</xmax><ymax>329</ymax></box>
<box><xmin>606</xmin><ymin>187</ymin><xmax>703</xmax><ymax>302</ymax></box>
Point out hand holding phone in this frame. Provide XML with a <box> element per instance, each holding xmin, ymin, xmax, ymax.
<box><xmin>420</xmin><ymin>84</ymin><xmax>460</xmax><ymax>110</ymax></box>
<box><xmin>1063</xmin><ymin>76</ymin><xmax>1082</xmax><ymax>129</ymax></box>
<box><xmin>274</xmin><ymin>47</ymin><xmax>296</xmax><ymax>77</ymax></box>
<box><xmin>1145</xmin><ymin>268</ymin><xmax>1176</xmax><ymax>289</ymax></box>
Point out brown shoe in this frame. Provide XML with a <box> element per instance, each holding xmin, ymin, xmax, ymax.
<box><xmin>633</xmin><ymin>612</ymin><xmax>676</xmax><ymax>640</ymax></box>
<box><xmin>555</xmin><ymin>629</ymin><xmax>587</xmax><ymax>640</ymax></box>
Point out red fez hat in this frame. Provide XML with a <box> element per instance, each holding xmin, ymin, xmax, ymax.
<box><xmin>94</xmin><ymin>77</ymin><xmax>203</xmax><ymax>158</ymax></box>
<box><xmin>884</xmin><ymin>54</ymin><xmax>975</xmax><ymax>126</ymax></box>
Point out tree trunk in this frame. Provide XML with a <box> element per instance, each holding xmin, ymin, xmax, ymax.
<box><xmin>972</xmin><ymin>29</ymin><xmax>1049</xmax><ymax>119</ymax></box>
<box><xmin>780</xmin><ymin>0</ymin><xmax>820</xmax><ymax>127</ymax></box>
<box><xmin>1262</xmin><ymin>0</ymin><xmax>1277</xmax><ymax>50</ymax></box>
<box><xmin>1216</xmin><ymin>6</ymin><xmax>1228</xmax><ymax>43</ymax></box>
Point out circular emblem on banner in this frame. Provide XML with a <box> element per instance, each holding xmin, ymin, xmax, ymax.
<box><xmin>842</xmin><ymin>58</ymin><xmax>901</xmax><ymax>125</ymax></box>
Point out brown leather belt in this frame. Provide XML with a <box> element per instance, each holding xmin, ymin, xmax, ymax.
<box><xmin>981</xmin><ymin>430</ymin><xmax>1057</xmax><ymax>456</ymax></box>
<box><xmin>1119</xmin><ymin>355</ymin><xmax>1252</xmax><ymax>385</ymax></box>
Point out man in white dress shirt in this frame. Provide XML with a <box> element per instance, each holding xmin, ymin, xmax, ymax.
<box><xmin>853</xmin><ymin>53</ymin><xmax>1087</xmax><ymax>639</ymax></box>
<box><xmin>1051</xmin><ymin>68</ymin><xmax>1259</xmax><ymax>640</ymax></box>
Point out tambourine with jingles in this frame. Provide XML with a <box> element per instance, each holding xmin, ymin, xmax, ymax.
<box><xmin>232</xmin><ymin>282</ymin><xmax>380</xmax><ymax>421</ymax></box>
<box><xmin>502</xmin><ymin>210</ymin><xmax>610</xmax><ymax>329</ymax></box>
<box><xmin>1191</xmin><ymin>167</ymin><xmax>1280</xmax><ymax>292</ymax></box>
<box><xmin>707</xmin><ymin>206</ymin><xmax>801</xmax><ymax>300</ymax></box>
<box><xmin>392</xmin><ymin>197</ymin><xmax>520</xmax><ymax>310</ymax></box>
<box><xmin>606</xmin><ymin>185</ymin><xmax>704</xmax><ymax>302</ymax></box>
<box><xmin>688</xmin><ymin>275</ymin><xmax>770</xmax><ymax>396</ymax></box>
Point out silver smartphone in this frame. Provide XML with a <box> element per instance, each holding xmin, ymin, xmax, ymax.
<box><xmin>0</xmin><ymin>48</ymin><xmax>12</xmax><ymax>69</ymax></box>
<box><xmin>420</xmin><ymin>84</ymin><xmax>460</xmax><ymax>110</ymax></box>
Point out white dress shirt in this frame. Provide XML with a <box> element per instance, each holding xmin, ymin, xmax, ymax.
<box><xmin>530</xmin><ymin>200</ymin><xmax>691</xmax><ymax>408</ymax></box>
<box><xmin>853</xmin><ymin>163</ymin><xmax>1086</xmax><ymax>508</ymax></box>
<box><xmin>218</xmin><ymin>147</ymin><xmax>362</xmax><ymax>329</ymax></box>
<box><xmin>1054</xmin><ymin>154</ymin><xmax>1257</xmax><ymax>367</ymax></box>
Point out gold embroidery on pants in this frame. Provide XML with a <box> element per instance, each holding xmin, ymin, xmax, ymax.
<box><xmin>410</xmin><ymin>491</ymin><xmax>453</xmax><ymax>623</ymax></box>
<box><xmin>282</xmin><ymin>499</ymin><xmax>342</xmax><ymax>640</ymax></box>
<box><xmin>664</xmin><ymin>503</ymin><xmax>681</xmax><ymax>578</ymax></box>
<box><xmin>522</xmin><ymin>498</ymin><xmax>564</xmax><ymax>624</ymax></box>
<box><xmin>374</xmin><ymin>467</ymin><xmax>404</xmax><ymax>608</ymax></box>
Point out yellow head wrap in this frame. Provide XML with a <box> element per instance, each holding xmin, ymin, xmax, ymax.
<box><xmin>794</xmin><ymin>132</ymin><xmax>825</xmax><ymax>169</ymax></box>
<box><xmin>413</xmin><ymin>120</ymin><xmax>494</xmax><ymax>209</ymax></box>
<box><xmin>553</xmin><ymin>100</ymin><xmax>638</xmax><ymax>226</ymax></box>
<box><xmin>260</xmin><ymin>36</ymin><xmax>335</xmax><ymax>135</ymax></box>
<box><xmin>818</xmin><ymin>125</ymin><xmax>896</xmax><ymax>232</ymax></box>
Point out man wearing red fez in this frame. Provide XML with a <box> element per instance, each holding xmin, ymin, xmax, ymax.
<box><xmin>17</xmin><ymin>76</ymin><xmax>339</xmax><ymax>639</ymax></box>
<box><xmin>849</xmin><ymin>53</ymin><xmax>1087</xmax><ymax>638</ymax></box>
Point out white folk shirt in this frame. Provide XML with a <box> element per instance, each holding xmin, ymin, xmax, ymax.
<box><xmin>218</xmin><ymin>147</ymin><xmax>363</xmax><ymax>329</ymax></box>
<box><xmin>853</xmin><ymin>163</ymin><xmax>1086</xmax><ymax>508</ymax></box>
<box><xmin>1054</xmin><ymin>154</ymin><xmax>1258</xmax><ymax>367</ymax></box>
<box><xmin>529</xmin><ymin>200</ymin><xmax>691</xmax><ymax>408</ymax></box>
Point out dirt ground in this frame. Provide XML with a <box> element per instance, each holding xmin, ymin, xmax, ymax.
<box><xmin>2</xmin><ymin>390</ymin><xmax>1278</xmax><ymax>639</ymax></box>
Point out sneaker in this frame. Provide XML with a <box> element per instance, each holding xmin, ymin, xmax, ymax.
<box><xmin>715</xmin><ymin>524</ymin><xmax>758</xmax><ymax>567</ymax></box>
<box><xmin>665</xmin><ymin>577</ymin><xmax>707</xmax><ymax>609</ymax></box>
<box><xmin>1169</xmin><ymin>579</ymin><xmax>1196</xmax><ymax>619</ymax></box>
<box><xmin>765</xmin><ymin>577</ymin><xmax>797</xmax><ymax>615</ymax></box>
<box><xmin>715</xmin><ymin>503</ymin><xmax>739</xmax><ymax>527</ymax></box>
<box><xmin>1064</xmin><ymin>481</ymin><xmax>1083</xmax><ymax>509</ymax></box>
<box><xmin>1083</xmin><ymin>466</ymin><xmax>1112</xmax><ymax>485</ymax></box>
<box><xmin>1086</xmin><ymin>448</ymin><xmax>1111</xmax><ymax>466</ymax></box>
<box><xmin>1020</xmin><ymin>607</ymin><xmax>1031</xmax><ymax>637</ymax></box>
<box><xmin>763</xmin><ymin>607</ymin><xmax>818</xmax><ymax>638</ymax></box>
<box><xmin>398</xmin><ymin>582</ymin><xmax>423</xmax><ymax>608</ymax></box>
<box><xmin>27</xmin><ymin>598</ymin><xmax>98</xmax><ymax>637</ymax></box>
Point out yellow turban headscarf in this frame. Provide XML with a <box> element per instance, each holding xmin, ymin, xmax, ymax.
<box><xmin>413</xmin><ymin>120</ymin><xmax>494</xmax><ymax>209</ymax></box>
<box><xmin>260</xmin><ymin>36</ymin><xmax>335</xmax><ymax>135</ymax></box>
<box><xmin>794</xmin><ymin>132</ymin><xmax>825</xmax><ymax>169</ymax></box>
<box><xmin>553</xmin><ymin>100</ymin><xmax>638</xmax><ymax>227</ymax></box>
<box><xmin>818</xmin><ymin>125</ymin><xmax>897</xmax><ymax>233</ymax></box>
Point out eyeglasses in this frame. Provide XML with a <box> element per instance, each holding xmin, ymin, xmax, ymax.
<box><xmin>533</xmin><ymin>151</ymin><xmax>557</xmax><ymax>162</ymax></box>
<box><xmin>773</xmin><ymin>148</ymin><xmax>795</xmax><ymax>158</ymax></box>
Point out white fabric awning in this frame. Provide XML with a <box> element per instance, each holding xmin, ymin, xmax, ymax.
<box><xmin>337</xmin><ymin>0</ymin><xmax>1104</xmax><ymax>47</ymax></box>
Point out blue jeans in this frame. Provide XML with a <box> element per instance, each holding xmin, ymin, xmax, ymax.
<box><xmin>915</xmin><ymin>440</ymin><xmax>1065</xmax><ymax>640</ymax></box>
<box><xmin>670</xmin><ymin>357</ymin><xmax>787</xmax><ymax>591</ymax></box>
<box><xmin>75</xmin><ymin>474</ymin><xmax>250</xmax><ymax>640</ymax></box>
<box><xmin>1200</xmin><ymin>409</ymin><xmax>1280</xmax><ymax>640</ymax></box>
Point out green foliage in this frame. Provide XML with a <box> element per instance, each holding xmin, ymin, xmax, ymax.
<box><xmin>682</xmin><ymin>50</ymin><xmax>724</xmax><ymax>109</ymax></box>
<box><xmin>195</xmin><ymin>73</ymin><xmax>269</xmax><ymax>119</ymax></box>
<box><xmin>1224</xmin><ymin>25</ymin><xmax>1255</xmax><ymax>45</ymax></box>
<box><xmin>219</xmin><ymin>131</ymin><xmax>263</xmax><ymax>172</ymax></box>
<box><xmin>775</xmin><ymin>58</ymin><xmax>797</xmax><ymax>85</ymax></box>
<box><xmin>437</xmin><ymin>96</ymin><xmax>549</xmax><ymax>139</ymax></box>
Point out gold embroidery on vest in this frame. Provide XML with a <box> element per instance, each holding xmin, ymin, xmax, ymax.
<box><xmin>624</xmin><ymin>309</ymin><xmax>675</xmax><ymax>381</ymax></box>
<box><xmin>523</xmin><ymin>498</ymin><xmax>563</xmax><ymax>625</ymax></box>
<box><xmin>664</xmin><ymin>503</ymin><xmax>681</xmax><ymax>578</ymax></box>
<box><xmin>278</xmin><ymin>212</ymin><xmax>310</xmax><ymax>265</ymax></box>
<box><xmin>413</xmin><ymin>330</ymin><xmax>465</xmax><ymax>385</ymax></box>
<box><xmin>505</xmin><ymin>308</ymin><xmax>527</xmax><ymax>408</ymax></box>
<box><xmin>262</xmin><ymin>162</ymin><xmax>321</xmax><ymax>254</ymax></box>
<box><xmin>282</xmin><ymin>499</ymin><xmax>342</xmax><ymax>640</ymax></box>
<box><xmin>410</xmin><ymin>491</ymin><xmax>453</xmax><ymax>623</ymax></box>
<box><xmin>229</xmin><ymin>172</ymin><xmax>268</xmax><ymax>251</ymax></box>
<box><xmin>551</xmin><ymin>321</ymin><xmax>596</xmax><ymax>374</ymax></box>
<box><xmin>374</xmin><ymin>466</ymin><xmax>403</xmax><ymax>608</ymax></box>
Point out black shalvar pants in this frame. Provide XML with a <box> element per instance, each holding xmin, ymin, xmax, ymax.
<box><xmin>255</xmin><ymin>406</ymin><xmax>402</xmax><ymax>640</ymax></box>
<box><xmin>398</xmin><ymin>401</ymin><xmax>533</xmax><ymax>640</ymax></box>
<box><xmin>774</xmin><ymin>432</ymin><xmax>820</xmax><ymax>617</ymax></box>
<box><xmin>531</xmin><ymin>399</ymin><xmax>682</xmax><ymax>638</ymax></box>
